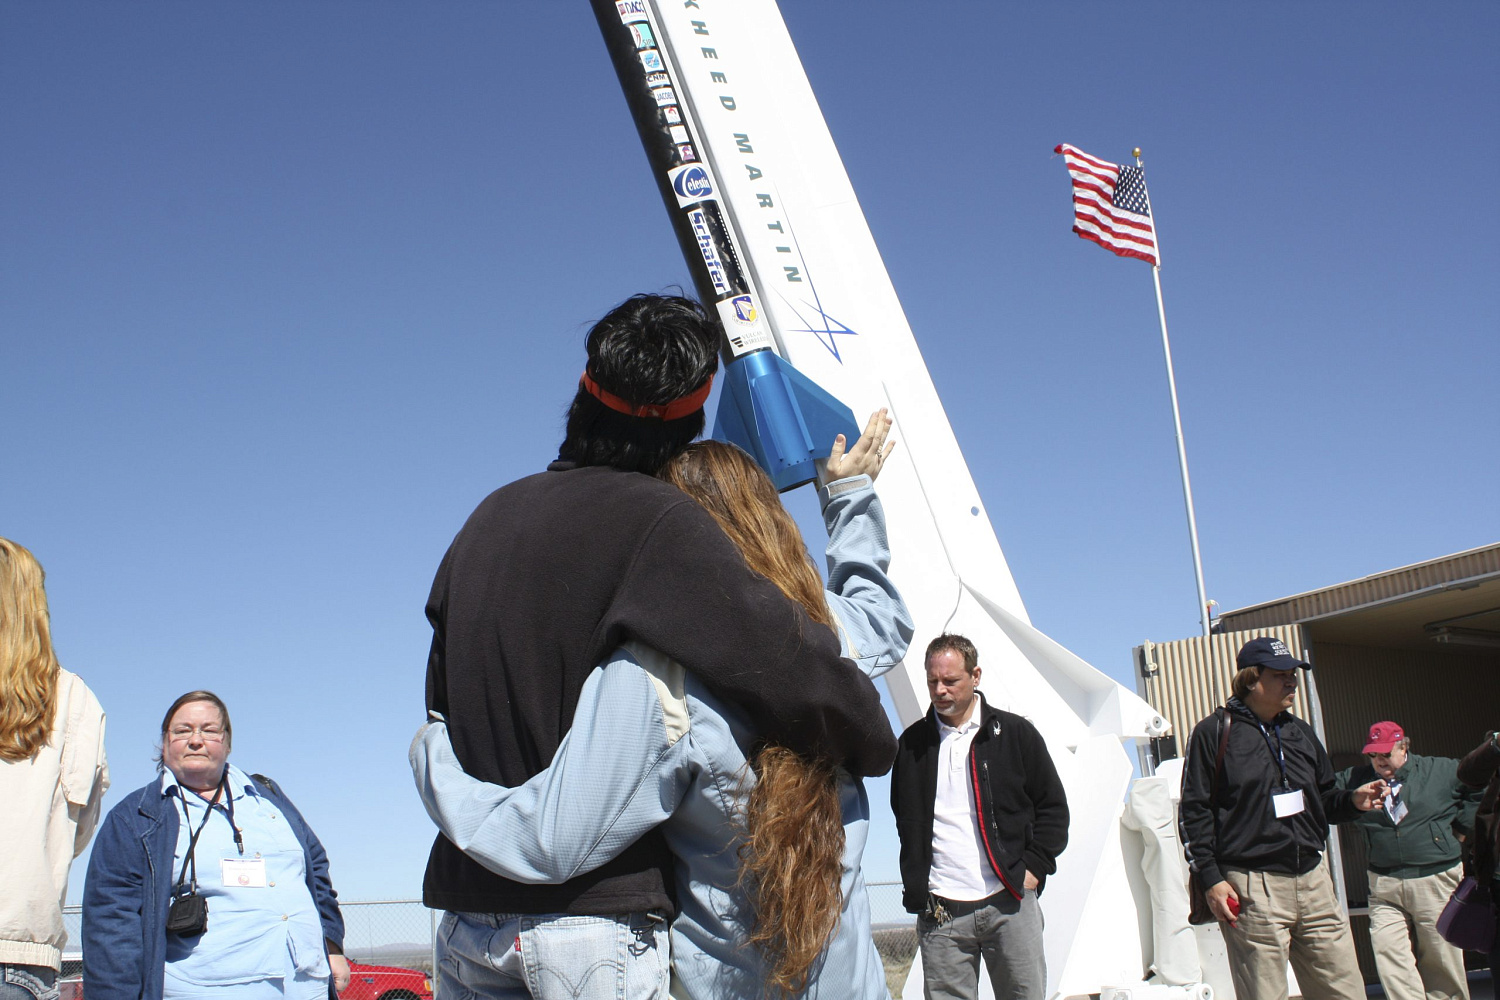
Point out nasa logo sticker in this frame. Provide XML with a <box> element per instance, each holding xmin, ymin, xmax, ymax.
<box><xmin>668</xmin><ymin>164</ymin><xmax>714</xmax><ymax>206</ymax></box>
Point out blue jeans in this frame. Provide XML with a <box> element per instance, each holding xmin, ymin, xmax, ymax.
<box><xmin>1</xmin><ymin>966</ymin><xmax>58</xmax><ymax>1000</ymax></box>
<box><xmin>436</xmin><ymin>910</ymin><xmax>669</xmax><ymax>1000</ymax></box>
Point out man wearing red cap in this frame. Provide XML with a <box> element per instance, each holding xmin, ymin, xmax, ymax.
<box><xmin>1336</xmin><ymin>721</ymin><xmax>1481</xmax><ymax>1000</ymax></box>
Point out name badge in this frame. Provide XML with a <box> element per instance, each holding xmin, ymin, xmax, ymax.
<box><xmin>1272</xmin><ymin>788</ymin><xmax>1306</xmax><ymax>819</ymax></box>
<box><xmin>221</xmin><ymin>858</ymin><xmax>268</xmax><ymax>887</ymax></box>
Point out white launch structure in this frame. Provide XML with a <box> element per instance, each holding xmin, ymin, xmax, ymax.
<box><xmin>615</xmin><ymin>2</ymin><xmax>1200</xmax><ymax>997</ymax></box>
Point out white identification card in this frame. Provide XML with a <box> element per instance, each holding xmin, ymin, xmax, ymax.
<box><xmin>221</xmin><ymin>858</ymin><xmax>268</xmax><ymax>888</ymax></box>
<box><xmin>1272</xmin><ymin>788</ymin><xmax>1306</xmax><ymax>818</ymax></box>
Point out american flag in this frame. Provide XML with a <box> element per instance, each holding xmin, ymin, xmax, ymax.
<box><xmin>1054</xmin><ymin>144</ymin><xmax>1159</xmax><ymax>266</ymax></box>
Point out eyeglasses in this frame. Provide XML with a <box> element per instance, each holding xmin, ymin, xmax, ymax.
<box><xmin>168</xmin><ymin>726</ymin><xmax>226</xmax><ymax>743</ymax></box>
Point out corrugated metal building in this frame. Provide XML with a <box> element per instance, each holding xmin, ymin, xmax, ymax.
<box><xmin>1134</xmin><ymin>542</ymin><xmax>1500</xmax><ymax>984</ymax></box>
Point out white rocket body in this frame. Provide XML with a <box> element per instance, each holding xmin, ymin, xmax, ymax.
<box><xmin>626</xmin><ymin>2</ymin><xmax>1176</xmax><ymax>996</ymax></box>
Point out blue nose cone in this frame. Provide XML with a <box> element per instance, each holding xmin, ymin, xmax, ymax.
<box><xmin>711</xmin><ymin>351</ymin><xmax>859</xmax><ymax>492</ymax></box>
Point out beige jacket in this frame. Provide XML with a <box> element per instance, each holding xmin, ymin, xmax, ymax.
<box><xmin>0</xmin><ymin>669</ymin><xmax>109</xmax><ymax>969</ymax></box>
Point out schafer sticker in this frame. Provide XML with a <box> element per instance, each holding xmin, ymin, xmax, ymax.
<box><xmin>689</xmin><ymin>208</ymin><xmax>730</xmax><ymax>294</ymax></box>
<box><xmin>667</xmin><ymin>164</ymin><xmax>714</xmax><ymax>207</ymax></box>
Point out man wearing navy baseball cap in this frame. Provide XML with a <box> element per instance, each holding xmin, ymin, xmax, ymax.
<box><xmin>1180</xmin><ymin>636</ymin><xmax>1388</xmax><ymax>1000</ymax></box>
<box><xmin>1336</xmin><ymin>720</ymin><xmax>1481</xmax><ymax>1000</ymax></box>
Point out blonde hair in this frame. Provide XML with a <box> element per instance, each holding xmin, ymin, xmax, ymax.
<box><xmin>0</xmin><ymin>538</ymin><xmax>62</xmax><ymax>762</ymax></box>
<box><xmin>659</xmin><ymin>441</ymin><xmax>844</xmax><ymax>995</ymax></box>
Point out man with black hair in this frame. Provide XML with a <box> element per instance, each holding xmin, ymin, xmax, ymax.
<box><xmin>422</xmin><ymin>293</ymin><xmax>895</xmax><ymax>999</ymax></box>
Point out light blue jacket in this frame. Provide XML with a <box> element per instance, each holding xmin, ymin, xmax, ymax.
<box><xmin>411</xmin><ymin>475</ymin><xmax>911</xmax><ymax>999</ymax></box>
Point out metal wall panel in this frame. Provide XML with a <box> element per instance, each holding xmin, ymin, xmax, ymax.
<box><xmin>1218</xmin><ymin>545</ymin><xmax>1500</xmax><ymax>632</ymax></box>
<box><xmin>1133</xmin><ymin>625</ymin><xmax>1311</xmax><ymax>746</ymax></box>
<box><xmin>1310</xmin><ymin>641</ymin><xmax>1497</xmax><ymax>759</ymax></box>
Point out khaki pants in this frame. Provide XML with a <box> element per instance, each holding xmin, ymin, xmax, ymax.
<box><xmin>1368</xmin><ymin>864</ymin><xmax>1470</xmax><ymax>1000</ymax></box>
<box><xmin>1220</xmin><ymin>857</ymin><xmax>1365</xmax><ymax>1000</ymax></box>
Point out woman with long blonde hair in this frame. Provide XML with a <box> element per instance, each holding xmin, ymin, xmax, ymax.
<box><xmin>413</xmin><ymin>411</ymin><xmax>910</xmax><ymax>998</ymax></box>
<box><xmin>0</xmin><ymin>539</ymin><xmax>109</xmax><ymax>1000</ymax></box>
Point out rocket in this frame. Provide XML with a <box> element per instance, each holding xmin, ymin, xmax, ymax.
<box><xmin>588</xmin><ymin>0</ymin><xmax>857</xmax><ymax>491</ymax></box>
<box><xmin>585</xmin><ymin>2</ymin><xmax>1182</xmax><ymax>995</ymax></box>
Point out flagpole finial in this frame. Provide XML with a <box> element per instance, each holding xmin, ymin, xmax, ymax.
<box><xmin>1132</xmin><ymin>147</ymin><xmax>1142</xmax><ymax>159</ymax></box>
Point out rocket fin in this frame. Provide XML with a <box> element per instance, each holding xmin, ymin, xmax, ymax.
<box><xmin>712</xmin><ymin>351</ymin><xmax>858</xmax><ymax>492</ymax></box>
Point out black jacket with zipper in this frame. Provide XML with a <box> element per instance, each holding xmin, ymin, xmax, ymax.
<box><xmin>1179</xmin><ymin>696</ymin><xmax>1362</xmax><ymax>889</ymax></box>
<box><xmin>891</xmin><ymin>694</ymin><xmax>1070</xmax><ymax>914</ymax></box>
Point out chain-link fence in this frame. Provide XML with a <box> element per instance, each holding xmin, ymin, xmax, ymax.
<box><xmin>64</xmin><ymin>885</ymin><xmax>917</xmax><ymax>996</ymax></box>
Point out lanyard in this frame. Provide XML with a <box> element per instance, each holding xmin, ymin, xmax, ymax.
<box><xmin>174</xmin><ymin>776</ymin><xmax>224</xmax><ymax>893</ymax></box>
<box><xmin>174</xmin><ymin>772</ymin><xmax>245</xmax><ymax>892</ymax></box>
<box><xmin>1254</xmin><ymin>720</ymin><xmax>1291</xmax><ymax>789</ymax></box>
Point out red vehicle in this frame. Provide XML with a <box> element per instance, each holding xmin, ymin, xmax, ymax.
<box><xmin>339</xmin><ymin>960</ymin><xmax>434</xmax><ymax>1000</ymax></box>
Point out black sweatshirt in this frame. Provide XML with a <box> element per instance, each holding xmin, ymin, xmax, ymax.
<box><xmin>1179</xmin><ymin>697</ymin><xmax>1360</xmax><ymax>888</ymax></box>
<box><xmin>891</xmin><ymin>696</ymin><xmax>1069</xmax><ymax>914</ymax></box>
<box><xmin>423</xmin><ymin>461</ymin><xmax>896</xmax><ymax>916</ymax></box>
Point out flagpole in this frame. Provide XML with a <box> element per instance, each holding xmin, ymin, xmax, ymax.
<box><xmin>1136</xmin><ymin>148</ymin><xmax>1211</xmax><ymax>637</ymax></box>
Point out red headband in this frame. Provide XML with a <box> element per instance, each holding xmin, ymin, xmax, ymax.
<box><xmin>580</xmin><ymin>370</ymin><xmax>714</xmax><ymax>421</ymax></box>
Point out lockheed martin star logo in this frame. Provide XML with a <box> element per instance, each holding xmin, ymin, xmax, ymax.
<box><xmin>777</xmin><ymin>291</ymin><xmax>859</xmax><ymax>362</ymax></box>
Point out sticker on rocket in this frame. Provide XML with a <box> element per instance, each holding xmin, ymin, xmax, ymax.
<box><xmin>668</xmin><ymin>124</ymin><xmax>689</xmax><ymax>145</ymax></box>
<box><xmin>651</xmin><ymin>87</ymin><xmax>677</xmax><ymax>107</ymax></box>
<box><xmin>645</xmin><ymin>72</ymin><xmax>671</xmax><ymax>89</ymax></box>
<box><xmin>616</xmin><ymin>0</ymin><xmax>649</xmax><ymax>23</ymax></box>
<box><xmin>629</xmin><ymin>23</ymin><xmax>656</xmax><ymax>49</ymax></box>
<box><xmin>662</xmin><ymin>106</ymin><xmax>681</xmax><ymax>125</ymax></box>
<box><xmin>668</xmin><ymin>164</ymin><xmax>714</xmax><ymax>207</ymax></box>
<box><xmin>688</xmin><ymin>207</ymin><xmax>731</xmax><ymax>295</ymax></box>
<box><xmin>678</xmin><ymin>144</ymin><xmax>697</xmax><ymax>162</ymax></box>
<box><xmin>715</xmin><ymin>296</ymin><xmax>773</xmax><ymax>356</ymax></box>
<box><xmin>639</xmin><ymin>49</ymin><xmax>664</xmax><ymax>73</ymax></box>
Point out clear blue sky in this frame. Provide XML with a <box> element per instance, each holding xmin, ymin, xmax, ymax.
<box><xmin>3</xmin><ymin>3</ymin><xmax>1495</xmax><ymax>903</ymax></box>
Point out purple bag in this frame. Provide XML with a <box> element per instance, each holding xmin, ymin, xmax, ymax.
<box><xmin>1436</xmin><ymin>876</ymin><xmax>1497</xmax><ymax>952</ymax></box>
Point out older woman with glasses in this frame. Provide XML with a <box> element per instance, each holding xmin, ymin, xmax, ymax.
<box><xmin>82</xmin><ymin>691</ymin><xmax>349</xmax><ymax>1000</ymax></box>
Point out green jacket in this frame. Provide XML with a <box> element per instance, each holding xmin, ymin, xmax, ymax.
<box><xmin>1336</xmin><ymin>752</ymin><xmax>1481</xmax><ymax>878</ymax></box>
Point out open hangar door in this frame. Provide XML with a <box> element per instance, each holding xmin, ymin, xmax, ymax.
<box><xmin>1137</xmin><ymin>543</ymin><xmax>1500</xmax><ymax>986</ymax></box>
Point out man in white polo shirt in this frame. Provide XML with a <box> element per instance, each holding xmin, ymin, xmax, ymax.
<box><xmin>892</xmin><ymin>634</ymin><xmax>1070</xmax><ymax>999</ymax></box>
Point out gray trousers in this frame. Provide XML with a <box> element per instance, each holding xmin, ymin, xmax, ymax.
<box><xmin>916</xmin><ymin>890</ymin><xmax>1045</xmax><ymax>1000</ymax></box>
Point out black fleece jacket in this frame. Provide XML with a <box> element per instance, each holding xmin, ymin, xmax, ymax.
<box><xmin>1179</xmin><ymin>697</ymin><xmax>1361</xmax><ymax>888</ymax></box>
<box><xmin>423</xmin><ymin>461</ymin><xmax>896</xmax><ymax>916</ymax></box>
<box><xmin>891</xmin><ymin>695</ymin><xmax>1069</xmax><ymax>914</ymax></box>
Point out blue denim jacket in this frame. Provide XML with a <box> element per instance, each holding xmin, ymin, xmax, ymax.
<box><xmin>412</xmin><ymin>475</ymin><xmax>911</xmax><ymax>998</ymax></box>
<box><xmin>82</xmin><ymin>770</ymin><xmax>344</xmax><ymax>1000</ymax></box>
